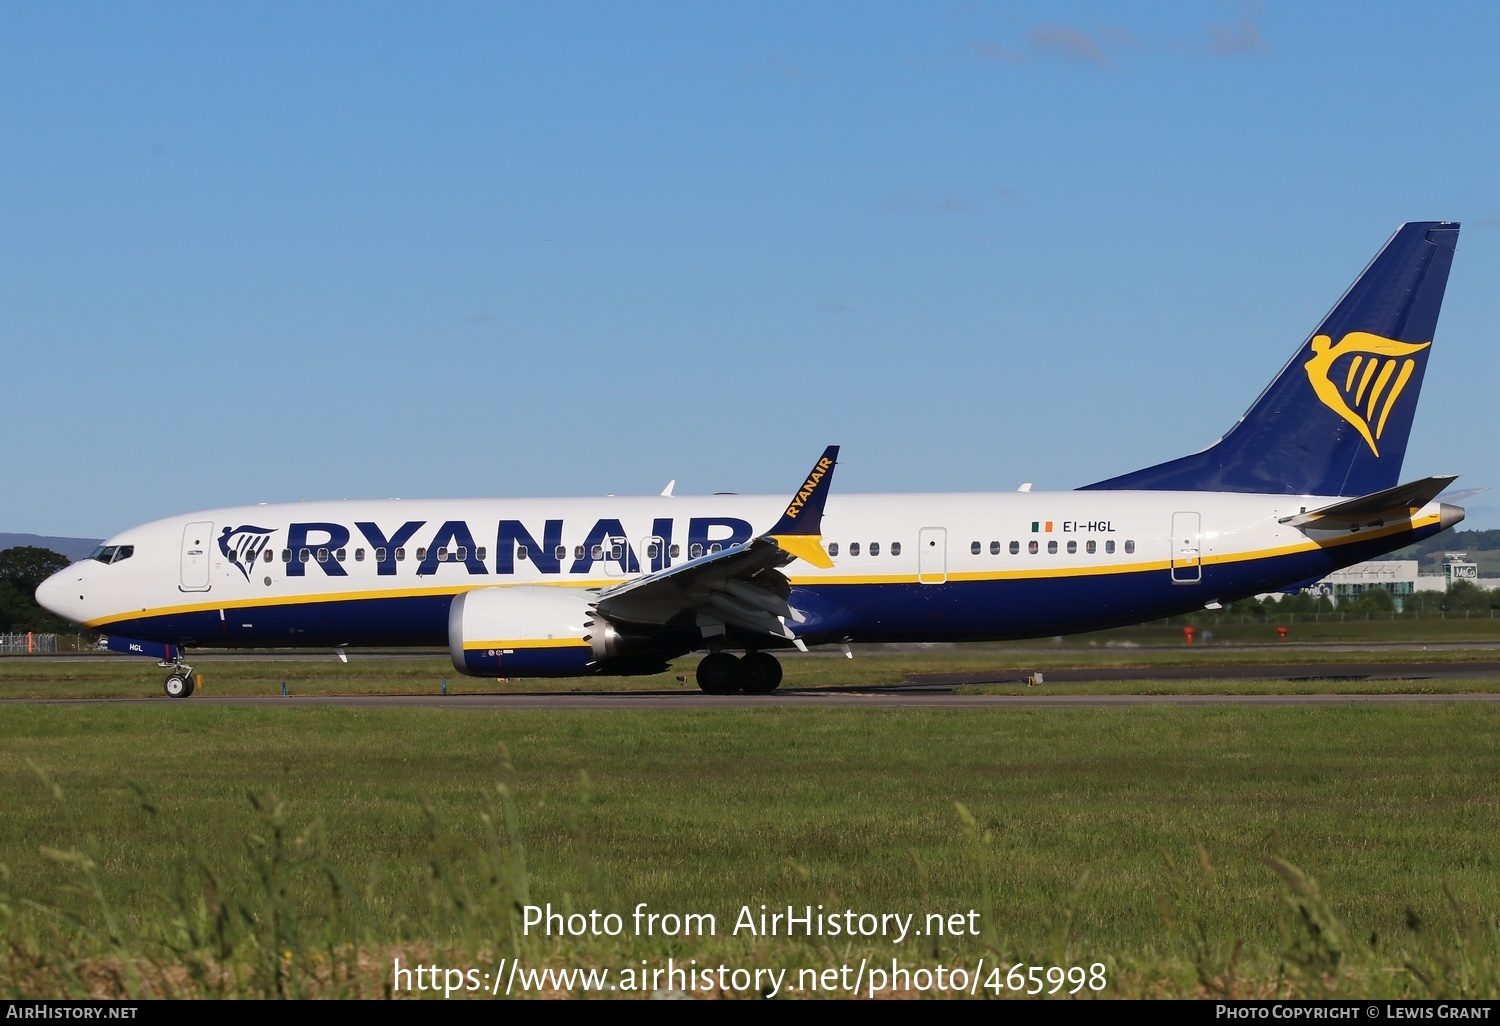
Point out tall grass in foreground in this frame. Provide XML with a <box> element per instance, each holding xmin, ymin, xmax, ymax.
<box><xmin>4</xmin><ymin>758</ymin><xmax>1499</xmax><ymax>1000</ymax></box>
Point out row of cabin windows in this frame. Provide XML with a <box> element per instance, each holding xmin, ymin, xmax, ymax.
<box><xmin>232</xmin><ymin>542</ymin><xmax>729</xmax><ymax>566</ymax></box>
<box><xmin>235</xmin><ymin>546</ymin><xmax>494</xmax><ymax>565</ymax></box>
<box><xmin>515</xmin><ymin>542</ymin><xmax>730</xmax><ymax>562</ymax></box>
<box><xmin>227</xmin><ymin>537</ymin><xmax>1139</xmax><ymax>568</ymax></box>
<box><xmin>824</xmin><ymin>542</ymin><xmax>900</xmax><ymax>557</ymax></box>
<box><xmin>971</xmin><ymin>539</ymin><xmax>1136</xmax><ymax>556</ymax></box>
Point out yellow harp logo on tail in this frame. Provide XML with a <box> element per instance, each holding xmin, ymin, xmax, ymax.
<box><xmin>1303</xmin><ymin>331</ymin><xmax>1431</xmax><ymax>458</ymax></box>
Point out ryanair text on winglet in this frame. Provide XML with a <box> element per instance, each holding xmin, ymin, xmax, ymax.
<box><xmin>781</xmin><ymin>457</ymin><xmax>834</xmax><ymax>521</ymax></box>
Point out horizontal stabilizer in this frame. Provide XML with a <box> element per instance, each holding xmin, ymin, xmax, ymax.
<box><xmin>1437</xmin><ymin>486</ymin><xmax>1488</xmax><ymax>504</ymax></box>
<box><xmin>1280</xmin><ymin>475</ymin><xmax>1457</xmax><ymax>528</ymax></box>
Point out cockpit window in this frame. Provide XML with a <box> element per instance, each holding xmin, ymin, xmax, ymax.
<box><xmin>89</xmin><ymin>545</ymin><xmax>134</xmax><ymax>565</ymax></box>
<box><xmin>112</xmin><ymin>545</ymin><xmax>134</xmax><ymax>563</ymax></box>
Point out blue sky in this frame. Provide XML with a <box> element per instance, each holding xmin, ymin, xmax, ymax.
<box><xmin>4</xmin><ymin>2</ymin><xmax>1498</xmax><ymax>537</ymax></box>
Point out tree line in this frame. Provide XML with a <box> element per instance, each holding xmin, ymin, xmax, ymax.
<box><xmin>0</xmin><ymin>546</ymin><xmax>73</xmax><ymax>633</ymax></box>
<box><xmin>1215</xmin><ymin>580</ymin><xmax>1500</xmax><ymax>621</ymax></box>
<box><xmin>1389</xmin><ymin>527</ymin><xmax>1500</xmax><ymax>566</ymax></box>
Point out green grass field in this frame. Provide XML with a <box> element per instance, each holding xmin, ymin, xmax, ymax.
<box><xmin>6</xmin><ymin>628</ymin><xmax>1500</xmax><ymax>701</ymax></box>
<box><xmin>4</xmin><ymin>670</ymin><xmax>1500</xmax><ymax>999</ymax></box>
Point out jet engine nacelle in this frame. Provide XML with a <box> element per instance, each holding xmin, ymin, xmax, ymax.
<box><xmin>449</xmin><ymin>586</ymin><xmax>598</xmax><ymax>677</ymax></box>
<box><xmin>449</xmin><ymin>586</ymin><xmax>677</xmax><ymax>678</ymax></box>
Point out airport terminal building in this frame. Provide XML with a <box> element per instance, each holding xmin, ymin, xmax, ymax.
<box><xmin>1313</xmin><ymin>555</ymin><xmax>1495</xmax><ymax>610</ymax></box>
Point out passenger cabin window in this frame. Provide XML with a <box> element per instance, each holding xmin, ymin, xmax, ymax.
<box><xmin>990</xmin><ymin>541</ymin><xmax>1000</xmax><ymax>555</ymax></box>
<box><xmin>282</xmin><ymin>550</ymin><xmax>292</xmax><ymax>563</ymax></box>
<box><xmin>970</xmin><ymin>541</ymin><xmax>981</xmax><ymax>555</ymax></box>
<box><xmin>456</xmin><ymin>546</ymin><xmax>468</xmax><ymax>561</ymax></box>
<box><xmin>1124</xmin><ymin>540</ymin><xmax>1136</xmax><ymax>554</ymax></box>
<box><xmin>1066</xmin><ymin>541</ymin><xmax>1077</xmax><ymax>554</ymax></box>
<box><xmin>575</xmin><ymin>545</ymin><xmax>585</xmax><ymax>560</ymax></box>
<box><xmin>316</xmin><ymin>548</ymin><xmax>329</xmax><ymax>563</ymax></box>
<box><xmin>591</xmin><ymin>545</ymin><xmax>604</xmax><ymax>560</ymax></box>
<box><xmin>437</xmin><ymin>547</ymin><xmax>449</xmax><ymax>562</ymax></box>
<box><xmin>476</xmin><ymin>547</ymin><xmax>486</xmax><ymax>561</ymax></box>
<box><xmin>870</xmin><ymin>542</ymin><xmax>880</xmax><ymax>556</ymax></box>
<box><xmin>517</xmin><ymin>545</ymin><xmax>529</xmax><ymax>561</ymax></box>
<box><xmin>1028</xmin><ymin>541</ymin><xmax>1038</xmax><ymax>554</ymax></box>
<box><xmin>1105</xmin><ymin>540</ymin><xmax>1115</xmax><ymax>554</ymax></box>
<box><xmin>708</xmin><ymin>543</ymin><xmax>722</xmax><ymax>554</ymax></box>
<box><xmin>610</xmin><ymin>543</ymin><xmax>624</xmax><ymax>559</ymax></box>
<box><xmin>554</xmin><ymin>545</ymin><xmax>567</xmax><ymax>561</ymax></box>
<box><xmin>416</xmin><ymin>547</ymin><xmax>427</xmax><ymax>561</ymax></box>
<box><xmin>394</xmin><ymin>547</ymin><xmax>406</xmax><ymax>562</ymax></box>
<box><xmin>355</xmin><ymin>548</ymin><xmax>365</xmax><ymax>562</ymax></box>
<box><xmin>828</xmin><ymin>542</ymin><xmax>839</xmax><ymax>557</ymax></box>
<box><xmin>690</xmin><ymin>543</ymin><xmax>703</xmax><ymax>558</ymax></box>
<box><xmin>1047</xmin><ymin>540</ymin><xmax>1058</xmax><ymax>554</ymax></box>
<box><xmin>646</xmin><ymin>543</ymin><xmax>660</xmax><ymax>559</ymax></box>
<box><xmin>335</xmin><ymin>548</ymin><xmax>346</xmax><ymax>562</ymax></box>
<box><xmin>299</xmin><ymin>548</ymin><xmax>311</xmax><ymax>563</ymax></box>
<box><xmin>850</xmin><ymin>542</ymin><xmax>861</xmax><ymax>556</ymax></box>
<box><xmin>1009</xmin><ymin>541</ymin><xmax>1020</xmax><ymax>555</ymax></box>
<box><xmin>891</xmin><ymin>542</ymin><xmax>901</xmax><ymax>556</ymax></box>
<box><xmin>263</xmin><ymin>549</ymin><xmax>273</xmax><ymax>563</ymax></box>
<box><xmin>1086</xmin><ymin>540</ymin><xmax>1096</xmax><ymax>554</ymax></box>
<box><xmin>669</xmin><ymin>544</ymin><xmax>681</xmax><ymax>559</ymax></box>
<box><xmin>374</xmin><ymin>547</ymin><xmax>387</xmax><ymax>562</ymax></box>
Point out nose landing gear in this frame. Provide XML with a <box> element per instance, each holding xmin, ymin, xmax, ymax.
<box><xmin>159</xmin><ymin>659</ymin><xmax>196</xmax><ymax>698</ymax></box>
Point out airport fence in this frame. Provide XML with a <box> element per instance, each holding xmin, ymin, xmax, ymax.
<box><xmin>0</xmin><ymin>632</ymin><xmax>57</xmax><ymax>654</ymax></box>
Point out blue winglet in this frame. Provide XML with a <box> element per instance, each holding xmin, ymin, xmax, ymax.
<box><xmin>767</xmin><ymin>446</ymin><xmax>839</xmax><ymax>536</ymax></box>
<box><xmin>764</xmin><ymin>446</ymin><xmax>839</xmax><ymax>568</ymax></box>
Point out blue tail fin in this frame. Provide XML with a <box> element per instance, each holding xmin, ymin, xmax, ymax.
<box><xmin>1081</xmin><ymin>221</ymin><xmax>1459</xmax><ymax>496</ymax></box>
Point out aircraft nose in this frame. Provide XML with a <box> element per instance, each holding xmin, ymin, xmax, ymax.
<box><xmin>34</xmin><ymin>568</ymin><xmax>79</xmax><ymax>623</ymax></box>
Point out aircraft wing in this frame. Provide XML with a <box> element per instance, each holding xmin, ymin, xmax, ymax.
<box><xmin>592</xmin><ymin>446</ymin><xmax>839</xmax><ymax>649</ymax></box>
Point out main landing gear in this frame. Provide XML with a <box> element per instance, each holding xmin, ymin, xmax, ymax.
<box><xmin>160</xmin><ymin>659</ymin><xmax>196</xmax><ymax>698</ymax></box>
<box><xmin>695</xmin><ymin>651</ymin><xmax>783</xmax><ymax>695</ymax></box>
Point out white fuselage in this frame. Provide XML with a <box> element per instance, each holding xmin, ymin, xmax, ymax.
<box><xmin>37</xmin><ymin>488</ymin><xmax>1447</xmax><ymax>653</ymax></box>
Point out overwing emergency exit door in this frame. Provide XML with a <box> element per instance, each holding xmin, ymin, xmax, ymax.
<box><xmin>918</xmin><ymin>527</ymin><xmax>947</xmax><ymax>584</ymax></box>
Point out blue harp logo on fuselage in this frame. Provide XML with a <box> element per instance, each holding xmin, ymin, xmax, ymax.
<box><xmin>219</xmin><ymin>525</ymin><xmax>275</xmax><ymax>582</ymax></box>
<box><xmin>1303</xmin><ymin>331</ymin><xmax>1431</xmax><ymax>458</ymax></box>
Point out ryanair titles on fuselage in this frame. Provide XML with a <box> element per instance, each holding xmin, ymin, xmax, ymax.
<box><xmin>220</xmin><ymin>517</ymin><xmax>757</xmax><ymax>580</ymax></box>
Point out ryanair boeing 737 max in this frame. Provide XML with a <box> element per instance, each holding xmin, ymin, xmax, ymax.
<box><xmin>36</xmin><ymin>222</ymin><xmax>1466</xmax><ymax>696</ymax></box>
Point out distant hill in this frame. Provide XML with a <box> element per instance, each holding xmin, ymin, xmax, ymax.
<box><xmin>0</xmin><ymin>533</ymin><xmax>103</xmax><ymax>562</ymax></box>
<box><xmin>1387</xmin><ymin>527</ymin><xmax>1500</xmax><ymax>576</ymax></box>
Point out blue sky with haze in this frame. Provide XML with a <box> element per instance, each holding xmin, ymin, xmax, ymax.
<box><xmin>4</xmin><ymin>2</ymin><xmax>1498</xmax><ymax>537</ymax></box>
